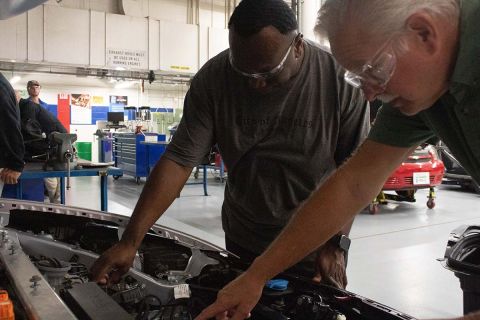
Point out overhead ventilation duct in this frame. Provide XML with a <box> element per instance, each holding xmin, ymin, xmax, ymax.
<box><xmin>0</xmin><ymin>61</ymin><xmax>193</xmax><ymax>86</ymax></box>
<box><xmin>120</xmin><ymin>0</ymin><xmax>147</xmax><ymax>18</ymax></box>
<box><xmin>0</xmin><ymin>0</ymin><xmax>48</xmax><ymax>19</ymax></box>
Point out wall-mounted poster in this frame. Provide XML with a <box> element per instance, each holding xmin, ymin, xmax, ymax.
<box><xmin>110</xmin><ymin>95</ymin><xmax>128</xmax><ymax>106</ymax></box>
<box><xmin>92</xmin><ymin>96</ymin><xmax>105</xmax><ymax>105</ymax></box>
<box><xmin>57</xmin><ymin>93</ymin><xmax>70</xmax><ymax>131</ymax></box>
<box><xmin>110</xmin><ymin>95</ymin><xmax>128</xmax><ymax>112</ymax></box>
<box><xmin>71</xmin><ymin>94</ymin><xmax>92</xmax><ymax>124</ymax></box>
<box><xmin>71</xmin><ymin>94</ymin><xmax>91</xmax><ymax>108</ymax></box>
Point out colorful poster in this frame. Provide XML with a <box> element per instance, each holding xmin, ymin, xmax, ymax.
<box><xmin>92</xmin><ymin>96</ymin><xmax>104</xmax><ymax>105</ymax></box>
<box><xmin>110</xmin><ymin>95</ymin><xmax>128</xmax><ymax>112</ymax></box>
<box><xmin>110</xmin><ymin>95</ymin><xmax>128</xmax><ymax>106</ymax></box>
<box><xmin>71</xmin><ymin>94</ymin><xmax>92</xmax><ymax>124</ymax></box>
<box><xmin>71</xmin><ymin>94</ymin><xmax>91</xmax><ymax>108</ymax></box>
<box><xmin>57</xmin><ymin>94</ymin><xmax>70</xmax><ymax>132</ymax></box>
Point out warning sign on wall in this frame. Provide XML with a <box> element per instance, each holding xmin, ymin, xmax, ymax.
<box><xmin>106</xmin><ymin>48</ymin><xmax>147</xmax><ymax>70</ymax></box>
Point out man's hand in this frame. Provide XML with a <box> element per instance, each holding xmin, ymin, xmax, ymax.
<box><xmin>312</xmin><ymin>241</ymin><xmax>347</xmax><ymax>289</ymax></box>
<box><xmin>0</xmin><ymin>169</ymin><xmax>21</xmax><ymax>184</ymax></box>
<box><xmin>90</xmin><ymin>242</ymin><xmax>137</xmax><ymax>284</ymax></box>
<box><xmin>195</xmin><ymin>270</ymin><xmax>265</xmax><ymax>320</ymax></box>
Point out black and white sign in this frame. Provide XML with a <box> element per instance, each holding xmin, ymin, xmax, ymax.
<box><xmin>106</xmin><ymin>48</ymin><xmax>147</xmax><ymax>70</ymax></box>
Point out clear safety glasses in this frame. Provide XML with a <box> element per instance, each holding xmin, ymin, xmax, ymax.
<box><xmin>344</xmin><ymin>43</ymin><xmax>397</xmax><ymax>92</ymax></box>
<box><xmin>229</xmin><ymin>33</ymin><xmax>301</xmax><ymax>80</ymax></box>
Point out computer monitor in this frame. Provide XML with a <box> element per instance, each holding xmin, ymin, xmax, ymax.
<box><xmin>107</xmin><ymin>112</ymin><xmax>124</xmax><ymax>125</ymax></box>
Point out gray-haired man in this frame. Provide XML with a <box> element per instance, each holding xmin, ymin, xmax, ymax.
<box><xmin>198</xmin><ymin>1</ymin><xmax>480</xmax><ymax>319</ymax></box>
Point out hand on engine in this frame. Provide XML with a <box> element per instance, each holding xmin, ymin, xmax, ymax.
<box><xmin>312</xmin><ymin>241</ymin><xmax>347</xmax><ymax>289</ymax></box>
<box><xmin>90</xmin><ymin>241</ymin><xmax>138</xmax><ymax>284</ymax></box>
<box><xmin>195</xmin><ymin>270</ymin><xmax>265</xmax><ymax>320</ymax></box>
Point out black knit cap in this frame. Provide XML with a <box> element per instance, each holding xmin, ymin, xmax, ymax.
<box><xmin>228</xmin><ymin>0</ymin><xmax>298</xmax><ymax>37</ymax></box>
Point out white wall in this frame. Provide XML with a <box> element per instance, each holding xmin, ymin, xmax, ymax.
<box><xmin>160</xmin><ymin>21</ymin><xmax>199</xmax><ymax>73</ymax></box>
<box><xmin>27</xmin><ymin>7</ymin><xmax>44</xmax><ymax>62</ymax></box>
<box><xmin>44</xmin><ymin>6</ymin><xmax>90</xmax><ymax>65</ymax></box>
<box><xmin>147</xmin><ymin>0</ymin><xmax>189</xmax><ymax>23</ymax></box>
<box><xmin>44</xmin><ymin>0</ymin><xmax>234</xmax><ymax>24</ymax></box>
<box><xmin>121</xmin><ymin>0</ymin><xmax>228</xmax><ymax>26</ymax></box>
<box><xmin>199</xmin><ymin>1</ymin><xmax>228</xmax><ymax>28</ymax></box>
<box><xmin>300</xmin><ymin>0</ymin><xmax>322</xmax><ymax>41</ymax></box>
<box><xmin>91</xmin><ymin>11</ymin><xmax>107</xmax><ymax>67</ymax></box>
<box><xmin>0</xmin><ymin>13</ymin><xmax>27</xmax><ymax>61</ymax></box>
<box><xmin>0</xmin><ymin>3</ymin><xmax>230</xmax><ymax>73</ymax></box>
<box><xmin>106</xmin><ymin>14</ymin><xmax>149</xmax><ymax>70</ymax></box>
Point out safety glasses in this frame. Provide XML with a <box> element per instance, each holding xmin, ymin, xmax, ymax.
<box><xmin>344</xmin><ymin>42</ymin><xmax>397</xmax><ymax>92</ymax></box>
<box><xmin>229</xmin><ymin>33</ymin><xmax>301</xmax><ymax>80</ymax></box>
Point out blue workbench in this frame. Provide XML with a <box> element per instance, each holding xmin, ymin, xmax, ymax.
<box><xmin>15</xmin><ymin>164</ymin><xmax>123</xmax><ymax>211</ymax></box>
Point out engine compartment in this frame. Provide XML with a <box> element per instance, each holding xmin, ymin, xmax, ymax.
<box><xmin>0</xmin><ymin>200</ymin><xmax>416</xmax><ymax>320</ymax></box>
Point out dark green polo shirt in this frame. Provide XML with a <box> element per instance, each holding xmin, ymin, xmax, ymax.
<box><xmin>369</xmin><ymin>0</ymin><xmax>480</xmax><ymax>184</ymax></box>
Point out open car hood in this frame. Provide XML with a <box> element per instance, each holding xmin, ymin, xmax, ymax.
<box><xmin>0</xmin><ymin>199</ymin><xmax>416</xmax><ymax>320</ymax></box>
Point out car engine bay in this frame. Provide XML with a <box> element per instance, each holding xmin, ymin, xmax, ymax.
<box><xmin>0</xmin><ymin>199</ymin><xmax>415</xmax><ymax>320</ymax></box>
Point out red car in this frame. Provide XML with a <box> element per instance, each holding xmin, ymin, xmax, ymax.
<box><xmin>369</xmin><ymin>144</ymin><xmax>445</xmax><ymax>214</ymax></box>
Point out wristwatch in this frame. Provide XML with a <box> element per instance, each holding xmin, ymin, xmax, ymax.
<box><xmin>329</xmin><ymin>234</ymin><xmax>351</xmax><ymax>252</ymax></box>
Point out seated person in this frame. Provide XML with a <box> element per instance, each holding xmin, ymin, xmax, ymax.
<box><xmin>19</xmin><ymin>98</ymin><xmax>67</xmax><ymax>203</ymax></box>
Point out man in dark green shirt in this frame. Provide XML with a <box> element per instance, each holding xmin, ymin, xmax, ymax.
<box><xmin>198</xmin><ymin>1</ymin><xmax>480</xmax><ymax>320</ymax></box>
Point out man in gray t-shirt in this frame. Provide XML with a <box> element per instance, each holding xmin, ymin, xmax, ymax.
<box><xmin>91</xmin><ymin>0</ymin><xmax>369</xmax><ymax>289</ymax></box>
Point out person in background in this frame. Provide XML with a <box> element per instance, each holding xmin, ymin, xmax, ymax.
<box><xmin>0</xmin><ymin>73</ymin><xmax>24</xmax><ymax>196</ymax></box>
<box><xmin>196</xmin><ymin>1</ymin><xmax>480</xmax><ymax>320</ymax></box>
<box><xmin>19</xmin><ymin>96</ymin><xmax>68</xmax><ymax>160</ymax></box>
<box><xmin>27</xmin><ymin>80</ymin><xmax>48</xmax><ymax>108</ymax></box>
<box><xmin>25</xmin><ymin>80</ymin><xmax>63</xmax><ymax>203</ymax></box>
<box><xmin>91</xmin><ymin>0</ymin><xmax>369</xmax><ymax>290</ymax></box>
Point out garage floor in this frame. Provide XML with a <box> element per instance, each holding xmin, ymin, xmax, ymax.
<box><xmin>65</xmin><ymin>171</ymin><xmax>480</xmax><ymax>319</ymax></box>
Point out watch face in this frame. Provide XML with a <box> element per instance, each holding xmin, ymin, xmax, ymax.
<box><xmin>338</xmin><ymin>235</ymin><xmax>351</xmax><ymax>252</ymax></box>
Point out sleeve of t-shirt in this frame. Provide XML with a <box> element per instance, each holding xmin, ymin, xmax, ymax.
<box><xmin>0</xmin><ymin>75</ymin><xmax>24</xmax><ymax>171</ymax></box>
<box><xmin>334</xmin><ymin>71</ymin><xmax>371</xmax><ymax>166</ymax></box>
<box><xmin>368</xmin><ymin>104</ymin><xmax>435</xmax><ymax>148</ymax></box>
<box><xmin>162</xmin><ymin>73</ymin><xmax>215</xmax><ymax>168</ymax></box>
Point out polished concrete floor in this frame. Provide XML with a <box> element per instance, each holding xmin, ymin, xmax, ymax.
<box><xmin>64</xmin><ymin>170</ymin><xmax>480</xmax><ymax>319</ymax></box>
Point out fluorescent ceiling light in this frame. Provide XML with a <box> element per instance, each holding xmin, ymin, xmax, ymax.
<box><xmin>10</xmin><ymin>76</ymin><xmax>21</xmax><ymax>85</ymax></box>
<box><xmin>114</xmin><ymin>81</ymin><xmax>135</xmax><ymax>89</ymax></box>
